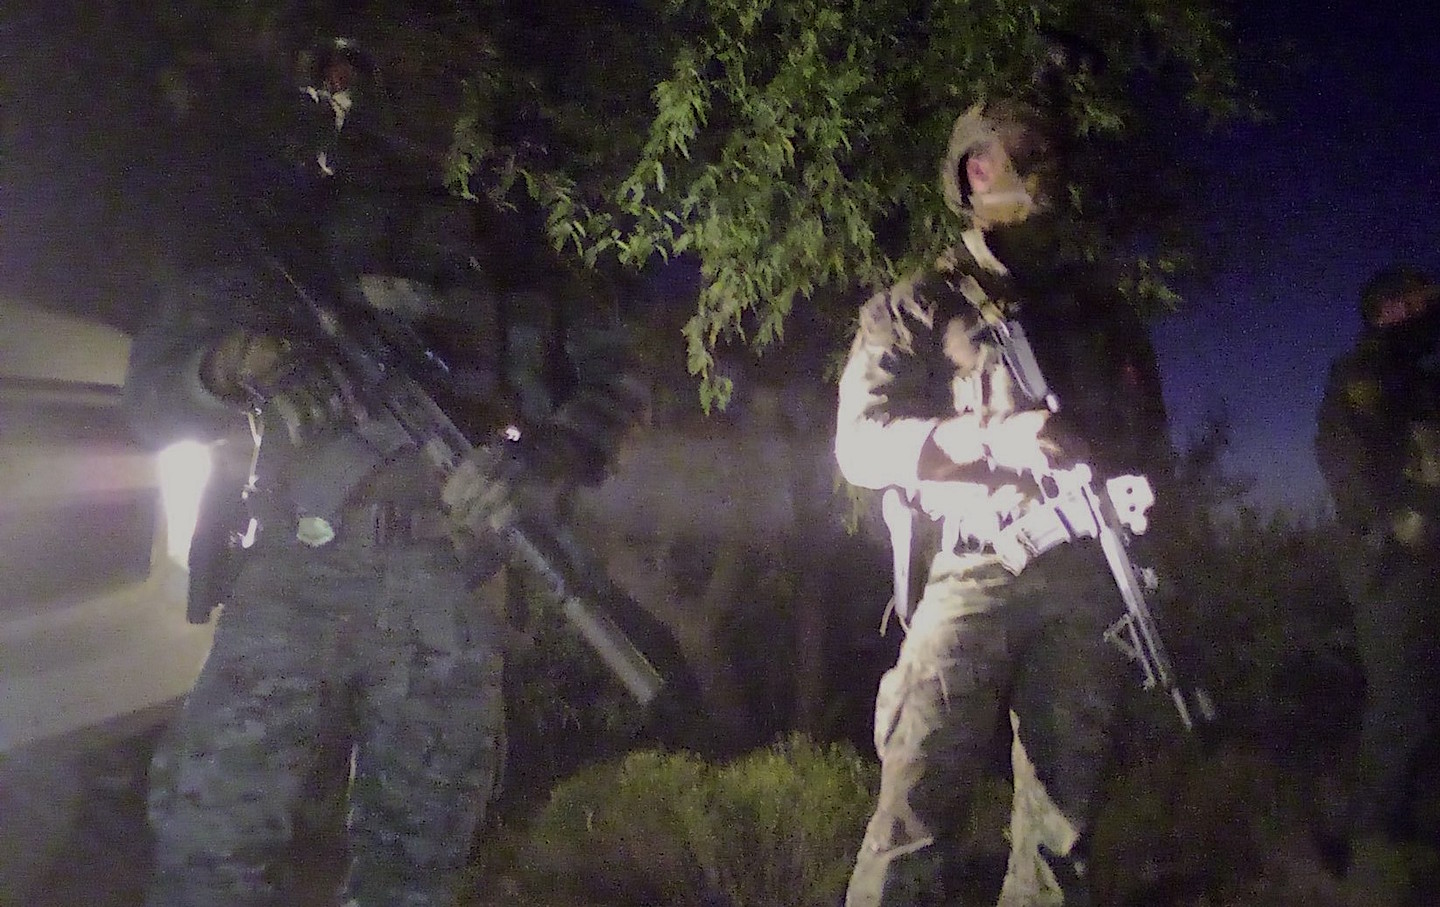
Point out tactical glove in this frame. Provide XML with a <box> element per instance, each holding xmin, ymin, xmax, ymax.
<box><xmin>1035</xmin><ymin>413</ymin><xmax>1093</xmax><ymax>471</ymax></box>
<box><xmin>531</xmin><ymin>389</ymin><xmax>644</xmax><ymax>486</ymax></box>
<box><xmin>555</xmin><ymin>321</ymin><xmax>649</xmax><ymax>484</ymax></box>
<box><xmin>442</xmin><ymin>443</ymin><xmax>525</xmax><ymax>536</ymax></box>
<box><xmin>512</xmin><ymin>319</ymin><xmax>648</xmax><ymax>487</ymax></box>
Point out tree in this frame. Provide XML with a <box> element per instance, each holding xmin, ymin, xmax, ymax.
<box><xmin>141</xmin><ymin>0</ymin><xmax>1246</xmax><ymax>407</ymax></box>
<box><xmin>447</xmin><ymin>0</ymin><xmax>1248</xmax><ymax>408</ymax></box>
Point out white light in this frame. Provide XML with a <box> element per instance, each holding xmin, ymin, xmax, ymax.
<box><xmin>155</xmin><ymin>440</ymin><xmax>214</xmax><ymax>565</ymax></box>
<box><xmin>503</xmin><ymin>424</ymin><xmax>522</xmax><ymax>442</ymax></box>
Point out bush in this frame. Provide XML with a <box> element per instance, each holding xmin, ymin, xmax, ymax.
<box><xmin>509</xmin><ymin>735</ymin><xmax>878</xmax><ymax>907</ymax></box>
<box><xmin>701</xmin><ymin>736</ymin><xmax>878</xmax><ymax>906</ymax></box>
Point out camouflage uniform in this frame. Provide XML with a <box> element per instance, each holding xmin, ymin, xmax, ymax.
<box><xmin>126</xmin><ymin>264</ymin><xmax>644</xmax><ymax>907</ymax></box>
<box><xmin>836</xmin><ymin>107</ymin><xmax>1170</xmax><ymax>907</ymax></box>
<box><xmin>123</xmin><ymin>32</ymin><xmax>648</xmax><ymax>904</ymax></box>
<box><xmin>1315</xmin><ymin>269</ymin><xmax>1440</xmax><ymax>847</ymax></box>
<box><xmin>123</xmin><ymin>263</ymin><xmax>511</xmax><ymax>907</ymax></box>
<box><xmin>143</xmin><ymin>542</ymin><xmax>504</xmax><ymax>907</ymax></box>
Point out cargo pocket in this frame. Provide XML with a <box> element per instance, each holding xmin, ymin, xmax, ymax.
<box><xmin>874</xmin><ymin>660</ymin><xmax>968</xmax><ymax>759</ymax></box>
<box><xmin>877</xmin><ymin>630</ymin><xmax>1005</xmax><ymax>759</ymax></box>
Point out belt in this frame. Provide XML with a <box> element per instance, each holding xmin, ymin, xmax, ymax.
<box><xmin>331</xmin><ymin>501</ymin><xmax>454</xmax><ymax>547</ymax></box>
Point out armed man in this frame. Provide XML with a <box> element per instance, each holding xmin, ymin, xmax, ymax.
<box><xmin>834</xmin><ymin>72</ymin><xmax>1179</xmax><ymax>906</ymax></box>
<box><xmin>1315</xmin><ymin>265</ymin><xmax>1440</xmax><ymax>878</ymax></box>
<box><xmin>124</xmin><ymin>39</ymin><xmax>647</xmax><ymax>907</ymax></box>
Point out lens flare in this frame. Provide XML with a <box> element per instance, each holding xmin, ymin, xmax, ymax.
<box><xmin>155</xmin><ymin>440</ymin><xmax>214</xmax><ymax>565</ymax></box>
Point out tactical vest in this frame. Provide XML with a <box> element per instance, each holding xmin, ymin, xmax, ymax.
<box><xmin>917</xmin><ymin>242</ymin><xmax>1170</xmax><ymax>482</ymax></box>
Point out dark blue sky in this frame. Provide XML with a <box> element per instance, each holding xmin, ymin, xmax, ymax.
<box><xmin>1151</xmin><ymin>0</ymin><xmax>1440</xmax><ymax>515</ymax></box>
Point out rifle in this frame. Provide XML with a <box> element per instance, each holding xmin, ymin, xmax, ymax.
<box><xmin>983</xmin><ymin>315</ymin><xmax>1216</xmax><ymax>730</ymax></box>
<box><xmin>250</xmin><ymin>243</ymin><xmax>668</xmax><ymax>706</ymax></box>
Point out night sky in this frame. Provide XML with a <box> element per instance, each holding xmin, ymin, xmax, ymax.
<box><xmin>1153</xmin><ymin>0</ymin><xmax>1440</xmax><ymax>515</ymax></box>
<box><xmin>3</xmin><ymin>1</ymin><xmax>1439</xmax><ymax>519</ymax></box>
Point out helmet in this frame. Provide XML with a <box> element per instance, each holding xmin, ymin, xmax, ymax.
<box><xmin>1360</xmin><ymin>266</ymin><xmax>1440</xmax><ymax>326</ymax></box>
<box><xmin>305</xmin><ymin>38</ymin><xmax>380</xmax><ymax>97</ymax></box>
<box><xmin>941</xmin><ymin>104</ymin><xmax>999</xmax><ymax>217</ymax></box>
<box><xmin>940</xmin><ymin>100</ymin><xmax>1056</xmax><ymax>225</ymax></box>
<box><xmin>941</xmin><ymin>30</ymin><xmax>1099</xmax><ymax>225</ymax></box>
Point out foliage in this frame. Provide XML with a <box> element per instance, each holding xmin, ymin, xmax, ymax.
<box><xmin>149</xmin><ymin>1</ymin><xmax>541</xmax><ymax>180</ymax></box>
<box><xmin>137</xmin><ymin>0</ymin><xmax>1249</xmax><ymax>409</ymax></box>
<box><xmin>699</xmin><ymin>735</ymin><xmax>879</xmax><ymax>905</ymax></box>
<box><xmin>450</xmin><ymin>0</ymin><xmax>1248</xmax><ymax>408</ymax></box>
<box><xmin>1153</xmin><ymin>457</ymin><xmax>1360</xmax><ymax>743</ymax></box>
<box><xmin>503</xmin><ymin>735</ymin><xmax>877</xmax><ymax>907</ymax></box>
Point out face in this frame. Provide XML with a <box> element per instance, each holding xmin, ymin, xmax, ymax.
<box><xmin>1371</xmin><ymin>287</ymin><xmax>1439</xmax><ymax>328</ymax></box>
<box><xmin>959</xmin><ymin>103</ymin><xmax>1059</xmax><ymax>228</ymax></box>
<box><xmin>964</xmin><ymin>141</ymin><xmax>1006</xmax><ymax>195</ymax></box>
<box><xmin>323</xmin><ymin>57</ymin><xmax>358</xmax><ymax>95</ymax></box>
<box><xmin>964</xmin><ymin>136</ymin><xmax>1046</xmax><ymax>226</ymax></box>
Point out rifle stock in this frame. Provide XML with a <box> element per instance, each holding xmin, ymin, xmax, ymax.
<box><xmin>1078</xmin><ymin>470</ymin><xmax>1215</xmax><ymax>730</ymax></box>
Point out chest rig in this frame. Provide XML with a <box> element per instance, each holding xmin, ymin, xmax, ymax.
<box><xmin>879</xmin><ymin>231</ymin><xmax>1156</xmax><ymax>631</ymax></box>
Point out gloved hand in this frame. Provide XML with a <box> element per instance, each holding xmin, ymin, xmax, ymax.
<box><xmin>521</xmin><ymin>325</ymin><xmax>647</xmax><ymax>486</ymax></box>
<box><xmin>986</xmin><ymin>410</ymin><xmax>1055</xmax><ymax>474</ymax></box>
<box><xmin>1035</xmin><ymin>412</ymin><xmax>1092</xmax><ymax>471</ymax></box>
<box><xmin>519</xmin><ymin>420</ymin><xmax>619</xmax><ymax>487</ymax></box>
<box><xmin>442</xmin><ymin>444</ymin><xmax>523</xmax><ymax>536</ymax></box>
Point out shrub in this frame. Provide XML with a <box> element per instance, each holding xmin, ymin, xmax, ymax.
<box><xmin>701</xmin><ymin>736</ymin><xmax>877</xmax><ymax>907</ymax></box>
<box><xmin>511</xmin><ymin>735</ymin><xmax>878</xmax><ymax>907</ymax></box>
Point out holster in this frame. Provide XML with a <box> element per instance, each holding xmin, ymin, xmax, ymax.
<box><xmin>185</xmin><ymin>471</ymin><xmax>254</xmax><ymax>624</ymax></box>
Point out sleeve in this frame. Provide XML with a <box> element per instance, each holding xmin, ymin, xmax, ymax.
<box><xmin>1022</xmin><ymin>289</ymin><xmax>1173</xmax><ymax>479</ymax></box>
<box><xmin>121</xmin><ymin>271</ymin><xmax>260</xmax><ymax>450</ymax></box>
<box><xmin>834</xmin><ymin>284</ymin><xmax>979</xmax><ymax>490</ymax></box>
<box><xmin>510</xmin><ymin>308</ymin><xmax>649</xmax><ymax>488</ymax></box>
<box><xmin>1095</xmin><ymin>314</ymin><xmax>1174</xmax><ymax>480</ymax></box>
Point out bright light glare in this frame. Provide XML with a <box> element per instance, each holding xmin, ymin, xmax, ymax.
<box><xmin>156</xmin><ymin>440</ymin><xmax>214</xmax><ymax>565</ymax></box>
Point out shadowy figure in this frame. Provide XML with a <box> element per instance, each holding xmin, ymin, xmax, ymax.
<box><xmin>1315</xmin><ymin>265</ymin><xmax>1440</xmax><ymax>882</ymax></box>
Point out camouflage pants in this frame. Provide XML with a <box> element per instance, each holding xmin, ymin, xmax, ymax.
<box><xmin>846</xmin><ymin>541</ymin><xmax>1127</xmax><ymax>907</ymax></box>
<box><xmin>1343</xmin><ymin>550</ymin><xmax>1440</xmax><ymax>839</ymax></box>
<box><xmin>145</xmin><ymin>538</ymin><xmax>505</xmax><ymax>907</ymax></box>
